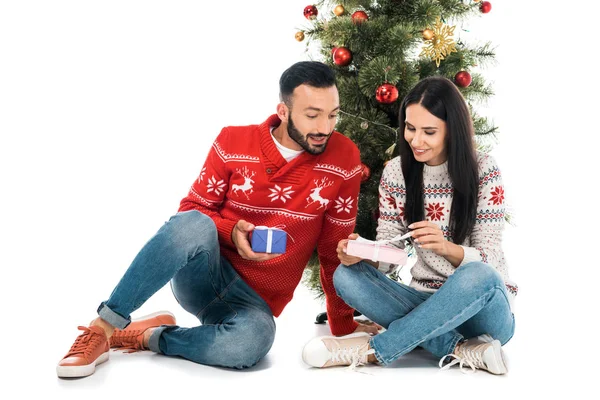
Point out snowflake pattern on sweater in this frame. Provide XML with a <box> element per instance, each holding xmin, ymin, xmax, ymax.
<box><xmin>376</xmin><ymin>153</ymin><xmax>518</xmax><ymax>309</ymax></box>
<box><xmin>178</xmin><ymin>114</ymin><xmax>363</xmax><ymax>335</ymax></box>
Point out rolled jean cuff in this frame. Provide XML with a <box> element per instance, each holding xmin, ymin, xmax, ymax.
<box><xmin>370</xmin><ymin>340</ymin><xmax>389</xmax><ymax>366</ymax></box>
<box><xmin>97</xmin><ymin>302</ymin><xmax>130</xmax><ymax>330</ymax></box>
<box><xmin>148</xmin><ymin>325</ymin><xmax>174</xmax><ymax>354</ymax></box>
<box><xmin>446</xmin><ymin>335</ymin><xmax>463</xmax><ymax>358</ymax></box>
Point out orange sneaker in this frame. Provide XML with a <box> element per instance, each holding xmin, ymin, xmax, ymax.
<box><xmin>109</xmin><ymin>311</ymin><xmax>176</xmax><ymax>353</ymax></box>
<box><xmin>57</xmin><ymin>325</ymin><xmax>109</xmax><ymax>378</ymax></box>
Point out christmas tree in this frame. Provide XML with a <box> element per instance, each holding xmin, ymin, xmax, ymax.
<box><xmin>296</xmin><ymin>1</ymin><xmax>499</xmax><ymax>299</ymax></box>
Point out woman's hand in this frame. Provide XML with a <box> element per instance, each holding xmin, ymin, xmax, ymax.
<box><xmin>336</xmin><ymin>233</ymin><xmax>364</xmax><ymax>266</ymax></box>
<box><xmin>409</xmin><ymin>221</ymin><xmax>450</xmax><ymax>256</ymax></box>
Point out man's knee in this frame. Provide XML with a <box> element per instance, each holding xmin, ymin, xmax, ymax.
<box><xmin>220</xmin><ymin>315</ymin><xmax>276</xmax><ymax>369</ymax></box>
<box><xmin>165</xmin><ymin>210</ymin><xmax>218</xmax><ymax>249</ymax></box>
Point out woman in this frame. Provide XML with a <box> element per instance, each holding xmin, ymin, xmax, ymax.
<box><xmin>302</xmin><ymin>76</ymin><xmax>518</xmax><ymax>374</ymax></box>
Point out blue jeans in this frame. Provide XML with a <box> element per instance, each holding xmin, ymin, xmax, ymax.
<box><xmin>333</xmin><ymin>261</ymin><xmax>515</xmax><ymax>365</ymax></box>
<box><xmin>96</xmin><ymin>210</ymin><xmax>276</xmax><ymax>369</ymax></box>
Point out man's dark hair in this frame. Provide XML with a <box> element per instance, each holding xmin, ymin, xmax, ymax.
<box><xmin>279</xmin><ymin>61</ymin><xmax>336</xmax><ymax>105</ymax></box>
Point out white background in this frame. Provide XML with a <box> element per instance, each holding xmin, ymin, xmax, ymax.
<box><xmin>1</xmin><ymin>1</ymin><xmax>597</xmax><ymax>398</ymax></box>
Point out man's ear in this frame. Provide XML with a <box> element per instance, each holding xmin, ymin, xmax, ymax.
<box><xmin>276</xmin><ymin>102</ymin><xmax>289</xmax><ymax>123</ymax></box>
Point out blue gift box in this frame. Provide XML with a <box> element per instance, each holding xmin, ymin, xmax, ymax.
<box><xmin>251</xmin><ymin>227</ymin><xmax>287</xmax><ymax>254</ymax></box>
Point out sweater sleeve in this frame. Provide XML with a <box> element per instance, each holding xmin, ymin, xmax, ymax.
<box><xmin>459</xmin><ymin>154</ymin><xmax>506</xmax><ymax>269</ymax></box>
<box><xmin>375</xmin><ymin>157</ymin><xmax>408</xmax><ymax>274</ymax></box>
<box><xmin>316</xmin><ymin>149</ymin><xmax>362</xmax><ymax>336</ymax></box>
<box><xmin>178</xmin><ymin>128</ymin><xmax>236</xmax><ymax>248</ymax></box>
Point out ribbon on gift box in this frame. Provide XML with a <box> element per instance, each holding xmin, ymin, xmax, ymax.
<box><xmin>354</xmin><ymin>231</ymin><xmax>410</xmax><ymax>261</ymax></box>
<box><xmin>253</xmin><ymin>225</ymin><xmax>295</xmax><ymax>253</ymax></box>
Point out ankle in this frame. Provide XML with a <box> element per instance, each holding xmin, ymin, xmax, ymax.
<box><xmin>366</xmin><ymin>344</ymin><xmax>377</xmax><ymax>364</ymax></box>
<box><xmin>90</xmin><ymin>317</ymin><xmax>115</xmax><ymax>339</ymax></box>
<box><xmin>454</xmin><ymin>340</ymin><xmax>465</xmax><ymax>355</ymax></box>
<box><xmin>142</xmin><ymin>328</ymin><xmax>155</xmax><ymax>349</ymax></box>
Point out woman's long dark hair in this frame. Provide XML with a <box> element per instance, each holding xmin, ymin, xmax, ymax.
<box><xmin>397</xmin><ymin>76</ymin><xmax>478</xmax><ymax>244</ymax></box>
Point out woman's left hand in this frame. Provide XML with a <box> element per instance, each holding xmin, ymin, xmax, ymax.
<box><xmin>409</xmin><ymin>221</ymin><xmax>449</xmax><ymax>256</ymax></box>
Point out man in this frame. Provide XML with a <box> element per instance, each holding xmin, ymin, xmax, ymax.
<box><xmin>57</xmin><ymin>61</ymin><xmax>377</xmax><ymax>378</ymax></box>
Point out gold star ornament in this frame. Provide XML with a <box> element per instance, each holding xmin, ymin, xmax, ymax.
<box><xmin>419</xmin><ymin>17</ymin><xmax>457</xmax><ymax>67</ymax></box>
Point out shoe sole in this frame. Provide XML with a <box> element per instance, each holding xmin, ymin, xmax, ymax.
<box><xmin>486</xmin><ymin>340</ymin><xmax>508</xmax><ymax>375</ymax></box>
<box><xmin>56</xmin><ymin>351</ymin><xmax>109</xmax><ymax>378</ymax></box>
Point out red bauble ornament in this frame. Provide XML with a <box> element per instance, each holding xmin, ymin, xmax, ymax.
<box><xmin>360</xmin><ymin>163</ymin><xmax>371</xmax><ymax>182</ymax></box>
<box><xmin>480</xmin><ymin>1</ymin><xmax>492</xmax><ymax>13</ymax></box>
<box><xmin>351</xmin><ymin>11</ymin><xmax>369</xmax><ymax>24</ymax></box>
<box><xmin>375</xmin><ymin>83</ymin><xmax>399</xmax><ymax>104</ymax></box>
<box><xmin>333</xmin><ymin>47</ymin><xmax>352</xmax><ymax>66</ymax></box>
<box><xmin>303</xmin><ymin>5</ymin><xmax>318</xmax><ymax>20</ymax></box>
<box><xmin>331</xmin><ymin>47</ymin><xmax>338</xmax><ymax>55</ymax></box>
<box><xmin>454</xmin><ymin>71</ymin><xmax>472</xmax><ymax>88</ymax></box>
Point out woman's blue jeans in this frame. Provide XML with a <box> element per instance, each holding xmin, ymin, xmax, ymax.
<box><xmin>96</xmin><ymin>210</ymin><xmax>276</xmax><ymax>369</ymax></box>
<box><xmin>333</xmin><ymin>261</ymin><xmax>515</xmax><ymax>365</ymax></box>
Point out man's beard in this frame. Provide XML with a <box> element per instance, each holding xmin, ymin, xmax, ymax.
<box><xmin>287</xmin><ymin>113</ymin><xmax>332</xmax><ymax>155</ymax></box>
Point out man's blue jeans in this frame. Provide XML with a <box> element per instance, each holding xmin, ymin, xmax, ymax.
<box><xmin>96</xmin><ymin>210</ymin><xmax>276</xmax><ymax>369</ymax></box>
<box><xmin>333</xmin><ymin>261</ymin><xmax>515</xmax><ymax>365</ymax></box>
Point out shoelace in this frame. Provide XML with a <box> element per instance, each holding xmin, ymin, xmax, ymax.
<box><xmin>110</xmin><ymin>329</ymin><xmax>145</xmax><ymax>353</ymax></box>
<box><xmin>439</xmin><ymin>346</ymin><xmax>486</xmax><ymax>374</ymax></box>
<box><xmin>331</xmin><ymin>344</ymin><xmax>375</xmax><ymax>374</ymax></box>
<box><xmin>65</xmin><ymin>326</ymin><xmax>105</xmax><ymax>358</ymax></box>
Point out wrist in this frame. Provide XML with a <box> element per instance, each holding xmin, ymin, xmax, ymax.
<box><xmin>443</xmin><ymin>241</ymin><xmax>454</xmax><ymax>256</ymax></box>
<box><xmin>443</xmin><ymin>242</ymin><xmax>464</xmax><ymax>267</ymax></box>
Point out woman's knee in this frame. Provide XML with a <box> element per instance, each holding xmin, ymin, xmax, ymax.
<box><xmin>333</xmin><ymin>262</ymin><xmax>380</xmax><ymax>304</ymax></box>
<box><xmin>453</xmin><ymin>262</ymin><xmax>503</xmax><ymax>291</ymax></box>
<box><xmin>333</xmin><ymin>262</ymin><xmax>370</xmax><ymax>291</ymax></box>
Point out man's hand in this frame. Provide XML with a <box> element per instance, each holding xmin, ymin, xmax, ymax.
<box><xmin>232</xmin><ymin>220</ymin><xmax>281</xmax><ymax>262</ymax></box>
<box><xmin>353</xmin><ymin>319</ymin><xmax>383</xmax><ymax>336</ymax></box>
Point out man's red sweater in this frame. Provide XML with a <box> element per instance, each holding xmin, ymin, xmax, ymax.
<box><xmin>178</xmin><ymin>114</ymin><xmax>362</xmax><ymax>335</ymax></box>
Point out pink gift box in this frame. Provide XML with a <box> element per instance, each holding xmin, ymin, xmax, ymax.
<box><xmin>346</xmin><ymin>238</ymin><xmax>408</xmax><ymax>265</ymax></box>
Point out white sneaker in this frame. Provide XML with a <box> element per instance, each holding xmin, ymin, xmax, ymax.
<box><xmin>439</xmin><ymin>334</ymin><xmax>508</xmax><ymax>375</ymax></box>
<box><xmin>302</xmin><ymin>332</ymin><xmax>375</xmax><ymax>369</ymax></box>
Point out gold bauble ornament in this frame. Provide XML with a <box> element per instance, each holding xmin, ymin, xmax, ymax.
<box><xmin>334</xmin><ymin>4</ymin><xmax>345</xmax><ymax>16</ymax></box>
<box><xmin>295</xmin><ymin>31</ymin><xmax>305</xmax><ymax>42</ymax></box>
<box><xmin>422</xmin><ymin>29</ymin><xmax>434</xmax><ymax>41</ymax></box>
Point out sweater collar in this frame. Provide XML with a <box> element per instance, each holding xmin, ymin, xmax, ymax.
<box><xmin>423</xmin><ymin>161</ymin><xmax>448</xmax><ymax>177</ymax></box>
<box><xmin>259</xmin><ymin>114</ymin><xmax>288</xmax><ymax>169</ymax></box>
<box><xmin>259</xmin><ymin>114</ymin><xmax>322</xmax><ymax>169</ymax></box>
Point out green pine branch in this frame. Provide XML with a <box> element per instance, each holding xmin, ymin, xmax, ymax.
<box><xmin>297</xmin><ymin>0</ymin><xmax>502</xmax><ymax>298</ymax></box>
